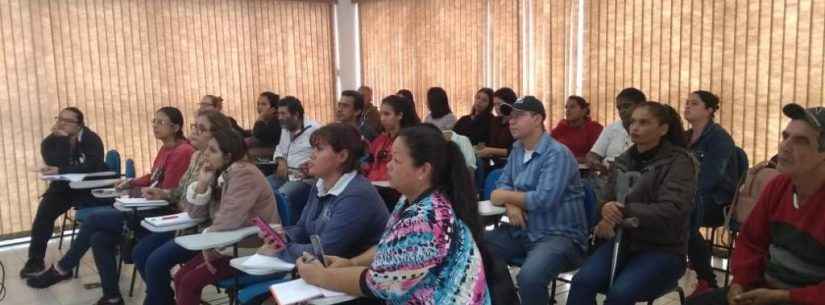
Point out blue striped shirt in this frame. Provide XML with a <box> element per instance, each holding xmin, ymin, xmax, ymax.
<box><xmin>496</xmin><ymin>133</ymin><xmax>588</xmax><ymax>249</ymax></box>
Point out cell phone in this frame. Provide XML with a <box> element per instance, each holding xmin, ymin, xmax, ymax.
<box><xmin>253</xmin><ymin>216</ymin><xmax>285</xmax><ymax>250</ymax></box>
<box><xmin>310</xmin><ymin>234</ymin><xmax>326</xmax><ymax>267</ymax></box>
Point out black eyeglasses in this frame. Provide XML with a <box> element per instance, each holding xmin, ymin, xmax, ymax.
<box><xmin>55</xmin><ymin>116</ymin><xmax>79</xmax><ymax>124</ymax></box>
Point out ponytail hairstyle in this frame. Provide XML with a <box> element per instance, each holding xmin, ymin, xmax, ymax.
<box><xmin>382</xmin><ymin>95</ymin><xmax>420</xmax><ymax>128</ymax></box>
<box><xmin>157</xmin><ymin>106</ymin><xmax>185</xmax><ymax>140</ymax></box>
<box><xmin>209</xmin><ymin>128</ymin><xmax>247</xmax><ymax>200</ymax></box>
<box><xmin>567</xmin><ymin>95</ymin><xmax>591</xmax><ymax>119</ymax></box>
<box><xmin>397</xmin><ymin>124</ymin><xmax>482</xmax><ymax>242</ymax></box>
<box><xmin>637</xmin><ymin>101</ymin><xmax>687</xmax><ymax>148</ymax></box>
<box><xmin>203</xmin><ymin>95</ymin><xmax>224</xmax><ymax>110</ymax></box>
<box><xmin>691</xmin><ymin>90</ymin><xmax>720</xmax><ymax>121</ymax></box>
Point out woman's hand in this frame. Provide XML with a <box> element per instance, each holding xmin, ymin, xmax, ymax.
<box><xmin>594</xmin><ymin>220</ymin><xmax>616</xmax><ymax>239</ymax></box>
<box><xmin>196</xmin><ymin>167</ymin><xmax>217</xmax><ymax>193</ymax></box>
<box><xmin>601</xmin><ymin>201</ymin><xmax>624</xmax><ymax>225</ymax></box>
<box><xmin>39</xmin><ymin>166</ymin><xmax>59</xmax><ymax>176</ymax></box>
<box><xmin>114</xmin><ymin>179</ymin><xmax>131</xmax><ymax>191</ymax></box>
<box><xmin>323</xmin><ymin>255</ymin><xmax>354</xmax><ymax>268</ymax></box>
<box><xmin>255</xmin><ymin>230</ymin><xmax>286</xmax><ymax>256</ymax></box>
<box><xmin>141</xmin><ymin>187</ymin><xmax>169</xmax><ymax>200</ymax></box>
<box><xmin>296</xmin><ymin>252</ymin><xmax>327</xmax><ymax>287</ymax></box>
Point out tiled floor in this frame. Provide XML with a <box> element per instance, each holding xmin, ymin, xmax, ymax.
<box><xmin>0</xmin><ymin>238</ymin><xmax>731</xmax><ymax>305</ymax></box>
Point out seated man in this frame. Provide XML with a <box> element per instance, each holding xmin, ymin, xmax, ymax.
<box><xmin>268</xmin><ymin>96</ymin><xmax>320</xmax><ymax>217</ymax></box>
<box><xmin>336</xmin><ymin>90</ymin><xmax>377</xmax><ymax>141</ymax></box>
<box><xmin>21</xmin><ymin>107</ymin><xmax>111</xmax><ymax>278</ymax></box>
<box><xmin>687</xmin><ymin>103</ymin><xmax>825</xmax><ymax>305</ymax></box>
<box><xmin>585</xmin><ymin>87</ymin><xmax>647</xmax><ymax>201</ymax></box>
<box><xmin>248</xmin><ymin>91</ymin><xmax>282</xmax><ymax>160</ymax></box>
<box><xmin>484</xmin><ymin>96</ymin><xmax>589</xmax><ymax>305</ymax></box>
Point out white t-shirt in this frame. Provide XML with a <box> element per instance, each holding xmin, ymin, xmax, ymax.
<box><xmin>425</xmin><ymin>113</ymin><xmax>457</xmax><ymax>131</ymax></box>
<box><xmin>448</xmin><ymin>132</ymin><xmax>477</xmax><ymax>170</ymax></box>
<box><xmin>523</xmin><ymin>149</ymin><xmax>535</xmax><ymax>164</ymax></box>
<box><xmin>273</xmin><ymin>119</ymin><xmax>320</xmax><ymax>169</ymax></box>
<box><xmin>589</xmin><ymin>121</ymin><xmax>632</xmax><ymax>162</ymax></box>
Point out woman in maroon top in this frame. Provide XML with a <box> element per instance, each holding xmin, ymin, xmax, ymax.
<box><xmin>477</xmin><ymin>87</ymin><xmax>517</xmax><ymax>171</ymax></box>
<box><xmin>551</xmin><ymin>95</ymin><xmax>604</xmax><ymax>163</ymax></box>
<box><xmin>364</xmin><ymin>95</ymin><xmax>419</xmax><ymax>181</ymax></box>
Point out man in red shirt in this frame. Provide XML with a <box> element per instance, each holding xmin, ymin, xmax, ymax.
<box><xmin>687</xmin><ymin>103</ymin><xmax>825</xmax><ymax>305</ymax></box>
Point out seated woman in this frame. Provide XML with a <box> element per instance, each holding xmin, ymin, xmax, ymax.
<box><xmin>145</xmin><ymin>128</ymin><xmax>280</xmax><ymax>305</ymax></box>
<box><xmin>423</xmin><ymin>87</ymin><xmax>457</xmax><ymax>130</ymax></box>
<box><xmin>259</xmin><ymin>123</ymin><xmax>389</xmax><ymax>261</ymax></box>
<box><xmin>364</xmin><ymin>95</ymin><xmax>419</xmax><ymax>182</ymax></box>
<box><xmin>26</xmin><ymin>107</ymin><xmax>194</xmax><ymax>303</ymax></box>
<box><xmin>477</xmin><ymin>87</ymin><xmax>517</xmax><ymax>171</ymax></box>
<box><xmin>551</xmin><ymin>95</ymin><xmax>604</xmax><ymax>163</ymax></box>
<box><xmin>130</xmin><ymin>110</ymin><xmax>230</xmax><ymax>304</ymax></box>
<box><xmin>296</xmin><ymin>125</ymin><xmax>490</xmax><ymax>305</ymax></box>
<box><xmin>566</xmin><ymin>102</ymin><xmax>697</xmax><ymax>305</ymax></box>
<box><xmin>454</xmin><ymin>87</ymin><xmax>495</xmax><ymax>145</ymax></box>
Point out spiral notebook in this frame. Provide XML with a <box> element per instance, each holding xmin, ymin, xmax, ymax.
<box><xmin>269</xmin><ymin>279</ymin><xmax>345</xmax><ymax>305</ymax></box>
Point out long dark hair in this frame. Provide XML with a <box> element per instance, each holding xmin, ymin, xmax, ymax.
<box><xmin>473</xmin><ymin>88</ymin><xmax>495</xmax><ymax>116</ymax></box>
<box><xmin>158</xmin><ymin>106</ymin><xmax>185</xmax><ymax>140</ymax></box>
<box><xmin>396</xmin><ymin>89</ymin><xmax>421</xmax><ymax>122</ymax></box>
<box><xmin>260</xmin><ymin>91</ymin><xmax>280</xmax><ymax>108</ymax></box>
<box><xmin>637</xmin><ymin>101</ymin><xmax>687</xmax><ymax>148</ymax></box>
<box><xmin>398</xmin><ymin>125</ymin><xmax>482</xmax><ymax>242</ymax></box>
<box><xmin>426</xmin><ymin>87</ymin><xmax>452</xmax><ymax>119</ymax></box>
<box><xmin>210</xmin><ymin>128</ymin><xmax>247</xmax><ymax>200</ymax></box>
<box><xmin>382</xmin><ymin>95</ymin><xmax>420</xmax><ymax>129</ymax></box>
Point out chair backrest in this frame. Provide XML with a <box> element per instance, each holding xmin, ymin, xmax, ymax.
<box><xmin>582</xmin><ymin>183</ymin><xmax>599</xmax><ymax>229</ymax></box>
<box><xmin>275</xmin><ymin>192</ymin><xmax>294</xmax><ymax>227</ymax></box>
<box><xmin>104</xmin><ymin>150</ymin><xmax>121</xmax><ymax>176</ymax></box>
<box><xmin>727</xmin><ymin>159</ymin><xmax>780</xmax><ymax>226</ymax></box>
<box><xmin>482</xmin><ymin>168</ymin><xmax>504</xmax><ymax>200</ymax></box>
<box><xmin>125</xmin><ymin>159</ymin><xmax>136</xmax><ymax>178</ymax></box>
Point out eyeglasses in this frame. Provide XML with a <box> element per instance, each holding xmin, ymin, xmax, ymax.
<box><xmin>54</xmin><ymin>116</ymin><xmax>79</xmax><ymax>124</ymax></box>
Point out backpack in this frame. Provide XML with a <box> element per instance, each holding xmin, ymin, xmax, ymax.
<box><xmin>725</xmin><ymin>158</ymin><xmax>780</xmax><ymax>228</ymax></box>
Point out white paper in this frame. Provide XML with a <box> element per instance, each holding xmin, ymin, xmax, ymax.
<box><xmin>240</xmin><ymin>254</ymin><xmax>295</xmax><ymax>271</ymax></box>
<box><xmin>269</xmin><ymin>279</ymin><xmax>345</xmax><ymax>305</ymax></box>
<box><xmin>41</xmin><ymin>173</ymin><xmax>87</xmax><ymax>182</ymax></box>
<box><xmin>144</xmin><ymin>212</ymin><xmax>195</xmax><ymax>227</ymax></box>
<box><xmin>478</xmin><ymin>200</ymin><xmax>506</xmax><ymax>216</ymax></box>
<box><xmin>115</xmin><ymin>197</ymin><xmax>169</xmax><ymax>207</ymax></box>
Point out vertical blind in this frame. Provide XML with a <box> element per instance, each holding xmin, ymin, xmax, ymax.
<box><xmin>582</xmin><ymin>0</ymin><xmax>825</xmax><ymax>165</ymax></box>
<box><xmin>0</xmin><ymin>0</ymin><xmax>336</xmax><ymax>238</ymax></box>
<box><xmin>359</xmin><ymin>0</ymin><xmax>487</xmax><ymax>118</ymax></box>
<box><xmin>359</xmin><ymin>0</ymin><xmax>573</xmax><ymax>126</ymax></box>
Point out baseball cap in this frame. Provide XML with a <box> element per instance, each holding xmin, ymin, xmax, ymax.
<box><xmin>500</xmin><ymin>95</ymin><xmax>546</xmax><ymax>118</ymax></box>
<box><xmin>783</xmin><ymin>103</ymin><xmax>825</xmax><ymax>135</ymax></box>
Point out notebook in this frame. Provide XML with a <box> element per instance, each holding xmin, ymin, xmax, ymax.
<box><xmin>115</xmin><ymin>197</ymin><xmax>169</xmax><ymax>207</ymax></box>
<box><xmin>478</xmin><ymin>200</ymin><xmax>506</xmax><ymax>216</ymax></box>
<box><xmin>144</xmin><ymin>212</ymin><xmax>196</xmax><ymax>227</ymax></box>
<box><xmin>269</xmin><ymin>279</ymin><xmax>346</xmax><ymax>305</ymax></box>
<box><xmin>41</xmin><ymin>173</ymin><xmax>87</xmax><ymax>182</ymax></box>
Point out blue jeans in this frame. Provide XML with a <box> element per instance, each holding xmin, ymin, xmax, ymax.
<box><xmin>266</xmin><ymin>175</ymin><xmax>311</xmax><ymax>218</ymax></box>
<box><xmin>132</xmin><ymin>231</ymin><xmax>175</xmax><ymax>296</ymax></box>
<box><xmin>567</xmin><ymin>240</ymin><xmax>686</xmax><ymax>305</ymax></box>
<box><xmin>57</xmin><ymin>207</ymin><xmax>125</xmax><ymax>298</ymax></box>
<box><xmin>484</xmin><ymin>225</ymin><xmax>584</xmax><ymax>305</ymax></box>
<box><xmin>138</xmin><ymin>238</ymin><xmax>197</xmax><ymax>305</ymax></box>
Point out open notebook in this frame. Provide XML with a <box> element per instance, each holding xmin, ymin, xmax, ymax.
<box><xmin>269</xmin><ymin>279</ymin><xmax>346</xmax><ymax>305</ymax></box>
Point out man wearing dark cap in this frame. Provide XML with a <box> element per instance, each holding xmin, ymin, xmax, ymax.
<box><xmin>687</xmin><ymin>103</ymin><xmax>825</xmax><ymax>305</ymax></box>
<box><xmin>484</xmin><ymin>96</ymin><xmax>589</xmax><ymax>305</ymax></box>
<box><xmin>683</xmin><ymin>90</ymin><xmax>738</xmax><ymax>297</ymax></box>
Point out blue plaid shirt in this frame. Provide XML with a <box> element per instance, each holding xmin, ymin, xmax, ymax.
<box><xmin>496</xmin><ymin>133</ymin><xmax>588</xmax><ymax>249</ymax></box>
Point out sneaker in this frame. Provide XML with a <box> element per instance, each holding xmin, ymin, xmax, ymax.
<box><xmin>19</xmin><ymin>259</ymin><xmax>45</xmax><ymax>279</ymax></box>
<box><xmin>688</xmin><ymin>279</ymin><xmax>715</xmax><ymax>298</ymax></box>
<box><xmin>94</xmin><ymin>296</ymin><xmax>124</xmax><ymax>305</ymax></box>
<box><xmin>26</xmin><ymin>265</ymin><xmax>73</xmax><ymax>288</ymax></box>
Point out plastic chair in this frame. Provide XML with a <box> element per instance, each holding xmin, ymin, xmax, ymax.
<box><xmin>482</xmin><ymin>168</ymin><xmax>503</xmax><ymax>200</ymax></box>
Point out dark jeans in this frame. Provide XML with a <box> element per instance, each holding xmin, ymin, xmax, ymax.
<box><xmin>28</xmin><ymin>189</ymin><xmax>107</xmax><ymax>261</ymax></box>
<box><xmin>567</xmin><ymin>241</ymin><xmax>686</xmax><ymax>305</ymax></box>
<box><xmin>686</xmin><ymin>287</ymin><xmax>729</xmax><ymax>305</ymax></box>
<box><xmin>485</xmin><ymin>224</ymin><xmax>584</xmax><ymax>305</ymax></box>
<box><xmin>57</xmin><ymin>207</ymin><xmax>125</xmax><ymax>298</ymax></box>
<box><xmin>137</xmin><ymin>238</ymin><xmax>197</xmax><ymax>305</ymax></box>
<box><xmin>688</xmin><ymin>197</ymin><xmax>719</xmax><ymax>285</ymax></box>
